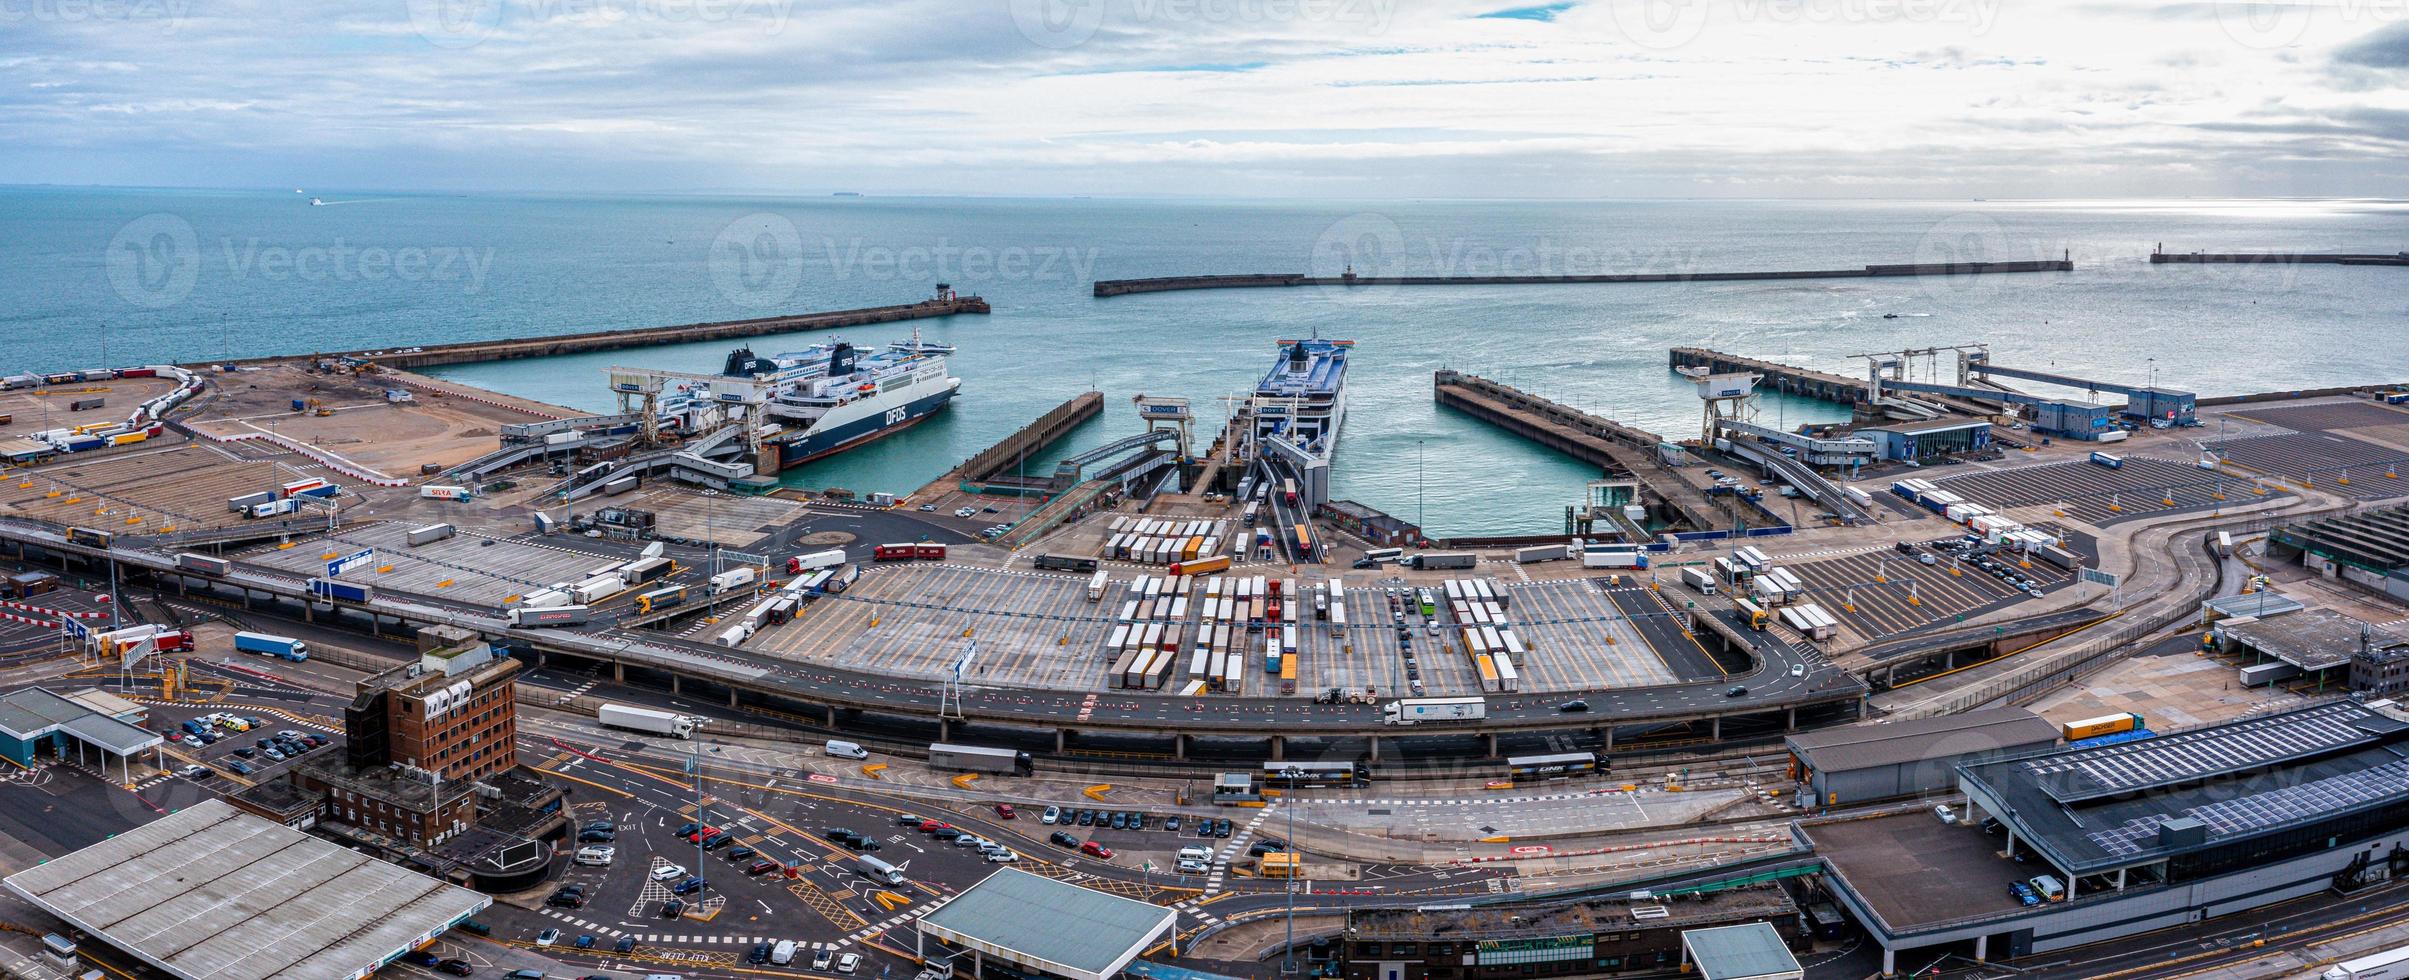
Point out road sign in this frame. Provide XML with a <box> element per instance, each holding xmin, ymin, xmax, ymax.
<box><xmin>2080</xmin><ymin>568</ymin><xmax>2119</xmax><ymax>588</ymax></box>
<box><xmin>63</xmin><ymin>618</ymin><xmax>89</xmax><ymax>641</ymax></box>
<box><xmin>326</xmin><ymin>548</ymin><xmax>374</xmax><ymax>577</ymax></box>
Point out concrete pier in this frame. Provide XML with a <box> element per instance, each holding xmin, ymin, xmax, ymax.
<box><xmin>2151</xmin><ymin>248</ymin><xmax>2409</xmax><ymax>267</ymax></box>
<box><xmin>355</xmin><ymin>295</ymin><xmax>991</xmax><ymax>369</ymax></box>
<box><xmin>1094</xmin><ymin>259</ymin><xmax>2074</xmax><ymax>297</ymax></box>
<box><xmin>1669</xmin><ymin>348</ymin><xmax>1871</xmax><ymax>405</ymax></box>
<box><xmin>1433</xmin><ymin>369</ymin><xmax>1728</xmax><ymax>530</ymax></box>
<box><xmin>913</xmin><ymin>390</ymin><xmax>1103</xmax><ymax>500</ymax></box>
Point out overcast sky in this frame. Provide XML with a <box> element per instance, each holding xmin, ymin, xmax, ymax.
<box><xmin>3</xmin><ymin>0</ymin><xmax>2407</xmax><ymax>197</ymax></box>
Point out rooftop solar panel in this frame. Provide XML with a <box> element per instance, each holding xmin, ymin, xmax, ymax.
<box><xmin>2025</xmin><ymin>701</ymin><xmax>2379</xmax><ymax>804</ymax></box>
<box><xmin>2085</xmin><ymin>757</ymin><xmax>2409</xmax><ymax>857</ymax></box>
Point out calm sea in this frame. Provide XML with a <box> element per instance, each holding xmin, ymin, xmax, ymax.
<box><xmin>5</xmin><ymin>188</ymin><xmax>2404</xmax><ymax>533</ymax></box>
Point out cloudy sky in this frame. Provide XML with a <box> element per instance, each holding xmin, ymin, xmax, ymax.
<box><xmin>3</xmin><ymin>0</ymin><xmax>2407</xmax><ymax>197</ymax></box>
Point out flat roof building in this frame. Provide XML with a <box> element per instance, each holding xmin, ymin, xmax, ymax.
<box><xmin>1785</xmin><ymin>708</ymin><xmax>2060</xmax><ymax>806</ymax></box>
<box><xmin>915</xmin><ymin>869</ymin><xmax>1176</xmax><ymax>980</ymax></box>
<box><xmin>1856</xmin><ymin>419</ymin><xmax>1993</xmax><ymax>462</ymax></box>
<box><xmin>1680</xmin><ymin>923</ymin><xmax>1803</xmax><ymax>980</ymax></box>
<box><xmin>1807</xmin><ymin>698</ymin><xmax>2409</xmax><ymax>974</ymax></box>
<box><xmin>2270</xmin><ymin>505</ymin><xmax>2409</xmax><ymax>603</ymax></box>
<box><xmin>0</xmin><ymin>687</ymin><xmax>162</xmax><ymax>777</ymax></box>
<box><xmin>1</xmin><ymin>799</ymin><xmax>489</xmax><ymax>980</ymax></box>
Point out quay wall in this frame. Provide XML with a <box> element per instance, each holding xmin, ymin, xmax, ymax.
<box><xmin>349</xmin><ymin>296</ymin><xmax>991</xmax><ymax>369</ymax></box>
<box><xmin>1093</xmin><ymin>260</ymin><xmax>2074</xmax><ymax>297</ymax></box>
<box><xmin>1434</xmin><ymin>370</ymin><xmax>1734</xmax><ymax>531</ymax></box>
<box><xmin>915</xmin><ymin>390</ymin><xmax>1104</xmax><ymax>499</ymax></box>
<box><xmin>2151</xmin><ymin>251</ymin><xmax>2409</xmax><ymax>267</ymax></box>
<box><xmin>1669</xmin><ymin>347</ymin><xmax>1871</xmax><ymax>406</ymax></box>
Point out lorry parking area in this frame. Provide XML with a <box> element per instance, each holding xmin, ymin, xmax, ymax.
<box><xmin>2</xmin><ymin>447</ymin><xmax>305</xmax><ymax>532</ymax></box>
<box><xmin>1782</xmin><ymin>546</ymin><xmax>2079</xmax><ymax>643</ymax></box>
<box><xmin>752</xmin><ymin>562</ymin><xmax>1116</xmax><ymax>690</ymax></box>
<box><xmin>1933</xmin><ymin>456</ymin><xmax>2271</xmax><ymax>526</ymax></box>
<box><xmin>2206</xmin><ymin>433</ymin><xmax>2409</xmax><ymax>497</ymax></box>
<box><xmin>1506</xmin><ymin>580</ymin><xmax>1682</xmax><ymax>690</ymax></box>
<box><xmin>633</xmin><ymin>489</ymin><xmax>808</xmax><ymax>546</ymax></box>
<box><xmin>2224</xmin><ymin>400</ymin><xmax>2409</xmax><ymax>433</ymax></box>
<box><xmin>236</xmin><ymin>522</ymin><xmax>623</xmax><ymax>606</ymax></box>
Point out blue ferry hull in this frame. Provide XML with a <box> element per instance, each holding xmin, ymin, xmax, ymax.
<box><xmin>772</xmin><ymin>387</ymin><xmax>957</xmax><ymax>470</ymax></box>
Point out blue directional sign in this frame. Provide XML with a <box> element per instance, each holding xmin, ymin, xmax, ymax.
<box><xmin>327</xmin><ymin>548</ymin><xmax>375</xmax><ymax>577</ymax></box>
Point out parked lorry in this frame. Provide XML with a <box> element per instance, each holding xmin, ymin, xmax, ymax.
<box><xmin>1514</xmin><ymin>543</ymin><xmax>1572</xmax><ymax>564</ymax></box>
<box><xmin>405</xmin><ymin>523</ymin><xmax>455</xmax><ymax>547</ymax></box>
<box><xmin>233</xmin><ymin>631</ymin><xmax>309</xmax><ymax>662</ymax></box>
<box><xmin>246</xmin><ymin>498</ymin><xmax>301</xmax><ymax>519</ymax></box>
<box><xmin>1680</xmin><ymin>567</ymin><xmax>1718</xmax><ymax>595</ymax></box>
<box><xmin>2323</xmin><ymin>943</ymin><xmax>2409</xmax><ymax>980</ymax></box>
<box><xmin>1382</xmin><ymin>697</ymin><xmax>1487</xmax><ymax>726</ymax></box>
<box><xmin>597</xmin><ymin>703</ymin><xmax>695</xmax><ymax>739</ymax></box>
<box><xmin>927</xmin><ymin>743</ymin><xmax>1035</xmax><ymax>775</ymax></box>
<box><xmin>1408</xmin><ymin>552</ymin><xmax>1478</xmax><ymax>571</ymax></box>
<box><xmin>227</xmin><ymin>491</ymin><xmax>276</xmax><ymax>513</ymax></box>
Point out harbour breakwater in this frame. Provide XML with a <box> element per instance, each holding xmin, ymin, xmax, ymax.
<box><xmin>1092</xmin><ymin>259</ymin><xmax>2075</xmax><ymax>297</ymax></box>
<box><xmin>2151</xmin><ymin>248</ymin><xmax>2409</xmax><ymax>267</ymax></box>
<box><xmin>345</xmin><ymin>294</ymin><xmax>991</xmax><ymax>369</ymax></box>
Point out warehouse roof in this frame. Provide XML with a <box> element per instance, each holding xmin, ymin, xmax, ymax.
<box><xmin>917</xmin><ymin>869</ymin><xmax>1175</xmax><ymax>980</ymax></box>
<box><xmin>2</xmin><ymin>799</ymin><xmax>489</xmax><ymax>980</ymax></box>
<box><xmin>1682</xmin><ymin>923</ymin><xmax>1801</xmax><ymax>980</ymax></box>
<box><xmin>1958</xmin><ymin>699</ymin><xmax>2409</xmax><ymax>875</ymax></box>
<box><xmin>1786</xmin><ymin>708</ymin><xmax>2060</xmax><ymax>773</ymax></box>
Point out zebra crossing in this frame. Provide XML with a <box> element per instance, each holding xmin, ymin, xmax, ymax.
<box><xmin>536</xmin><ymin>905</ymin><xmax>855</xmax><ymax>947</ymax></box>
<box><xmin>843</xmin><ymin>900</ymin><xmax>942</xmax><ymax>943</ymax></box>
<box><xmin>1199</xmin><ymin>808</ymin><xmax>1275</xmax><ymax>895</ymax></box>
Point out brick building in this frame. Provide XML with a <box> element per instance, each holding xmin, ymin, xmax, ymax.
<box><xmin>1333</xmin><ymin>886</ymin><xmax>1807</xmax><ymax>980</ymax></box>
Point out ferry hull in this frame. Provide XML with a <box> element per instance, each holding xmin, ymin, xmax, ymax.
<box><xmin>772</xmin><ymin>386</ymin><xmax>957</xmax><ymax>470</ymax></box>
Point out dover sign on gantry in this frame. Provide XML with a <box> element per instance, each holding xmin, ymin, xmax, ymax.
<box><xmin>2080</xmin><ymin>568</ymin><xmax>2119</xmax><ymax>588</ymax></box>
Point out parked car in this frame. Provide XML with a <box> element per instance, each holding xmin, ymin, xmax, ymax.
<box><xmin>994</xmin><ymin>803</ymin><xmax>1016</xmax><ymax>819</ymax></box>
<box><xmin>838</xmin><ymin>953</ymin><xmax>862</xmax><ymax>974</ymax></box>
<box><xmin>615</xmin><ymin>936</ymin><xmax>637</xmax><ymax>954</ymax></box>
<box><xmin>813</xmin><ymin>949</ymin><xmax>835</xmax><ymax>970</ymax></box>
<box><xmin>747</xmin><ymin>859</ymin><xmax>780</xmax><ymax>875</ymax></box>
<box><xmin>1081</xmin><ymin>840</ymin><xmax>1114</xmax><ymax>859</ymax></box>
<box><xmin>437</xmin><ymin>958</ymin><xmax>474</xmax><ymax>976</ymax></box>
<box><xmin>1041</xmin><ymin>806</ymin><xmax>1061</xmax><ymax>824</ymax></box>
<box><xmin>651</xmin><ymin>863</ymin><xmax>689</xmax><ymax>881</ymax></box>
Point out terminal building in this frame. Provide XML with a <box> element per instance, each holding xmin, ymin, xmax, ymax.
<box><xmin>2270</xmin><ymin>504</ymin><xmax>2409</xmax><ymax>604</ymax></box>
<box><xmin>233</xmin><ymin>627</ymin><xmax>564</xmax><ymax>887</ymax></box>
<box><xmin>1784</xmin><ymin>708</ymin><xmax>2060</xmax><ymax>807</ymax></box>
<box><xmin>1804</xmin><ymin>698</ymin><xmax>2409</xmax><ymax>975</ymax></box>
<box><xmin>1854</xmin><ymin>419</ymin><xmax>1992</xmax><ymax>462</ymax></box>
<box><xmin>0</xmin><ymin>687</ymin><xmax>162</xmax><ymax>778</ymax></box>
<box><xmin>1329</xmin><ymin>885</ymin><xmax>1807</xmax><ymax>980</ymax></box>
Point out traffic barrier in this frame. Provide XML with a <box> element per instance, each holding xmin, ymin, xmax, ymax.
<box><xmin>1454</xmin><ymin>835</ymin><xmax>1787</xmax><ymax>864</ymax></box>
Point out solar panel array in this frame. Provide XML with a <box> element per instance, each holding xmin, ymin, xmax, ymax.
<box><xmin>2087</xmin><ymin>757</ymin><xmax>2409</xmax><ymax>858</ymax></box>
<box><xmin>2024</xmin><ymin>701</ymin><xmax>2375</xmax><ymax>804</ymax></box>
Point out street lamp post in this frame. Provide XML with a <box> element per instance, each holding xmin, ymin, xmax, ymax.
<box><xmin>1282</xmin><ymin>765</ymin><xmax>1302</xmax><ymax>976</ymax></box>
<box><xmin>1416</xmin><ymin>440</ymin><xmax>1425</xmax><ymax>534</ymax></box>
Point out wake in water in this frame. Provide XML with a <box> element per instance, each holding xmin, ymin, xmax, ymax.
<box><xmin>306</xmin><ymin>197</ymin><xmax>389</xmax><ymax>206</ymax></box>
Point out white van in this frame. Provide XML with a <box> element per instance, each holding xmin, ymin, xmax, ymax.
<box><xmin>825</xmin><ymin>740</ymin><xmax>870</xmax><ymax>760</ymax></box>
<box><xmin>2028</xmin><ymin>874</ymin><xmax>2065</xmax><ymax>902</ymax></box>
<box><xmin>770</xmin><ymin>940</ymin><xmax>798</xmax><ymax>965</ymax></box>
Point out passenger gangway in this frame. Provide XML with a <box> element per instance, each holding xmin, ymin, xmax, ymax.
<box><xmin>1718</xmin><ymin>437</ymin><xmax>1876</xmax><ymax>525</ymax></box>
